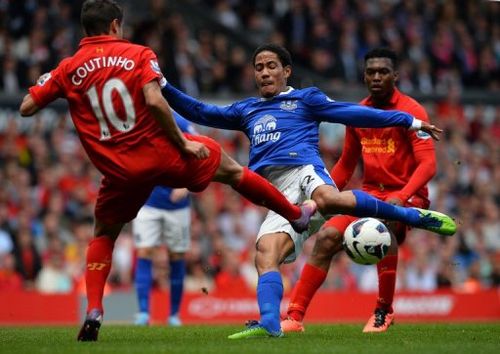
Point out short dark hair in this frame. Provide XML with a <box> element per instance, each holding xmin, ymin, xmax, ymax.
<box><xmin>252</xmin><ymin>44</ymin><xmax>292</xmax><ymax>68</ymax></box>
<box><xmin>364</xmin><ymin>48</ymin><xmax>398</xmax><ymax>68</ymax></box>
<box><xmin>81</xmin><ymin>0</ymin><xmax>123</xmax><ymax>36</ymax></box>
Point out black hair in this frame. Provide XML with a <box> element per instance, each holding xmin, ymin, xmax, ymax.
<box><xmin>364</xmin><ymin>48</ymin><xmax>398</xmax><ymax>68</ymax></box>
<box><xmin>252</xmin><ymin>43</ymin><xmax>292</xmax><ymax>68</ymax></box>
<box><xmin>81</xmin><ymin>0</ymin><xmax>123</xmax><ymax>36</ymax></box>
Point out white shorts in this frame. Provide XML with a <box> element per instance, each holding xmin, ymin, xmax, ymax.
<box><xmin>132</xmin><ymin>205</ymin><xmax>191</xmax><ymax>253</ymax></box>
<box><xmin>257</xmin><ymin>164</ymin><xmax>336</xmax><ymax>263</ymax></box>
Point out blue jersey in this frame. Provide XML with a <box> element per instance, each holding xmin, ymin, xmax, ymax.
<box><xmin>144</xmin><ymin>112</ymin><xmax>195</xmax><ymax>210</ymax></box>
<box><xmin>163</xmin><ymin>84</ymin><xmax>415</xmax><ymax>173</ymax></box>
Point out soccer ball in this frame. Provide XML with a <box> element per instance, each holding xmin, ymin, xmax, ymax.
<box><xmin>343</xmin><ymin>218</ymin><xmax>391</xmax><ymax>265</ymax></box>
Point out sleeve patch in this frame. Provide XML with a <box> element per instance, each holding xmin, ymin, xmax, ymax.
<box><xmin>416</xmin><ymin>130</ymin><xmax>431</xmax><ymax>139</ymax></box>
<box><xmin>150</xmin><ymin>60</ymin><xmax>167</xmax><ymax>87</ymax></box>
<box><xmin>37</xmin><ymin>73</ymin><xmax>52</xmax><ymax>86</ymax></box>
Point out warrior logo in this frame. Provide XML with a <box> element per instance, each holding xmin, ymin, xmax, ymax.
<box><xmin>252</xmin><ymin>115</ymin><xmax>281</xmax><ymax>146</ymax></box>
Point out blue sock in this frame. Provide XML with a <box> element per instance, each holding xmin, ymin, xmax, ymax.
<box><xmin>135</xmin><ymin>258</ymin><xmax>153</xmax><ymax>313</ymax></box>
<box><xmin>169</xmin><ymin>259</ymin><xmax>186</xmax><ymax>316</ymax></box>
<box><xmin>352</xmin><ymin>190</ymin><xmax>420</xmax><ymax>225</ymax></box>
<box><xmin>257</xmin><ymin>271</ymin><xmax>283</xmax><ymax>333</ymax></box>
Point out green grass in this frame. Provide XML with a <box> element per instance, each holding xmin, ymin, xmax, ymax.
<box><xmin>0</xmin><ymin>323</ymin><xmax>498</xmax><ymax>354</ymax></box>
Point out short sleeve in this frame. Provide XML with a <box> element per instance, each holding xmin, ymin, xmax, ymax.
<box><xmin>139</xmin><ymin>47</ymin><xmax>167</xmax><ymax>89</ymax></box>
<box><xmin>28</xmin><ymin>66</ymin><xmax>65</xmax><ymax>108</ymax></box>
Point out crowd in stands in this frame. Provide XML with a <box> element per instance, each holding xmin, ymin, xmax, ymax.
<box><xmin>0</xmin><ymin>0</ymin><xmax>499</xmax><ymax>295</ymax></box>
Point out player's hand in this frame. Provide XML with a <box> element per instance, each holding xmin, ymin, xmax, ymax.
<box><xmin>384</xmin><ymin>193</ymin><xmax>405</xmax><ymax>232</ymax></box>
<box><xmin>170</xmin><ymin>188</ymin><xmax>189</xmax><ymax>202</ymax></box>
<box><xmin>385</xmin><ymin>194</ymin><xmax>405</xmax><ymax>206</ymax></box>
<box><xmin>420</xmin><ymin>121</ymin><xmax>443</xmax><ymax>141</ymax></box>
<box><xmin>183</xmin><ymin>140</ymin><xmax>210</xmax><ymax>159</ymax></box>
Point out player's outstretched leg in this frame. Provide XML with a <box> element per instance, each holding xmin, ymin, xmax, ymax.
<box><xmin>77</xmin><ymin>309</ymin><xmax>103</xmax><ymax>341</ymax></box>
<box><xmin>290</xmin><ymin>199</ymin><xmax>317</xmax><ymax>233</ymax></box>
<box><xmin>349</xmin><ymin>191</ymin><xmax>456</xmax><ymax>236</ymax></box>
<box><xmin>412</xmin><ymin>208</ymin><xmax>456</xmax><ymax>236</ymax></box>
<box><xmin>229</xmin><ymin>167</ymin><xmax>317</xmax><ymax>233</ymax></box>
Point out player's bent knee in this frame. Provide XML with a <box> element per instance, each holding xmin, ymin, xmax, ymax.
<box><xmin>213</xmin><ymin>150</ymin><xmax>244</xmax><ymax>185</ymax></box>
<box><xmin>94</xmin><ymin>220</ymin><xmax>124</xmax><ymax>241</ymax></box>
<box><xmin>315</xmin><ymin>227</ymin><xmax>344</xmax><ymax>255</ymax></box>
<box><xmin>313</xmin><ymin>187</ymin><xmax>346</xmax><ymax>214</ymax></box>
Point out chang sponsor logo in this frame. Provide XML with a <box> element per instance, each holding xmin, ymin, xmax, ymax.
<box><xmin>252</xmin><ymin>114</ymin><xmax>281</xmax><ymax>145</ymax></box>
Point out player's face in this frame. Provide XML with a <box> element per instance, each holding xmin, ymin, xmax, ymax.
<box><xmin>254</xmin><ymin>51</ymin><xmax>291</xmax><ymax>98</ymax></box>
<box><xmin>364</xmin><ymin>58</ymin><xmax>398</xmax><ymax>103</ymax></box>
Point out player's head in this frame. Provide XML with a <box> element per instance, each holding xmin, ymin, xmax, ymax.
<box><xmin>252</xmin><ymin>44</ymin><xmax>292</xmax><ymax>98</ymax></box>
<box><xmin>363</xmin><ymin>48</ymin><xmax>399</xmax><ymax>103</ymax></box>
<box><xmin>81</xmin><ymin>0</ymin><xmax>123</xmax><ymax>38</ymax></box>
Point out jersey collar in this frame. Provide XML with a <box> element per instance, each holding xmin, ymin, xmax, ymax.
<box><xmin>362</xmin><ymin>87</ymin><xmax>401</xmax><ymax>108</ymax></box>
<box><xmin>260</xmin><ymin>86</ymin><xmax>295</xmax><ymax>101</ymax></box>
<box><xmin>79</xmin><ymin>35</ymin><xmax>129</xmax><ymax>48</ymax></box>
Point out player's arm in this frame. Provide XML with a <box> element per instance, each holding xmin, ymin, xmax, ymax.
<box><xmin>143</xmin><ymin>81</ymin><xmax>209</xmax><ymax>159</ymax></box>
<box><xmin>304</xmin><ymin>89</ymin><xmax>442</xmax><ymax>140</ymax></box>
<box><xmin>395</xmin><ymin>148</ymin><xmax>436</xmax><ymax>203</ymax></box>
<box><xmin>330</xmin><ymin>127</ymin><xmax>361</xmax><ymax>191</ymax></box>
<box><xmin>162</xmin><ymin>82</ymin><xmax>241</xmax><ymax>130</ymax></box>
<box><xmin>19</xmin><ymin>71</ymin><xmax>62</xmax><ymax>117</ymax></box>
<box><xmin>395</xmin><ymin>107</ymin><xmax>437</xmax><ymax>202</ymax></box>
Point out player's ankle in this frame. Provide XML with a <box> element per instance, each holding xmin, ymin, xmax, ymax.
<box><xmin>288</xmin><ymin>311</ymin><xmax>304</xmax><ymax>322</ymax></box>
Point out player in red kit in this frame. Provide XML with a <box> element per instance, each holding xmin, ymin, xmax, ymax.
<box><xmin>281</xmin><ymin>48</ymin><xmax>438</xmax><ymax>333</ymax></box>
<box><xmin>18</xmin><ymin>0</ymin><xmax>315</xmax><ymax>341</ymax></box>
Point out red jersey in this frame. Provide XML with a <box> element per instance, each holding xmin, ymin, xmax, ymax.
<box><xmin>29</xmin><ymin>36</ymin><xmax>170</xmax><ymax>183</ymax></box>
<box><xmin>331</xmin><ymin>88</ymin><xmax>436</xmax><ymax>203</ymax></box>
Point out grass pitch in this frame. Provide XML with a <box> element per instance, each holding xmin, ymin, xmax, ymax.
<box><xmin>0</xmin><ymin>323</ymin><xmax>498</xmax><ymax>354</ymax></box>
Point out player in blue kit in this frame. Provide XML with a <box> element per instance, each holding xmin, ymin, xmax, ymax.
<box><xmin>133</xmin><ymin>112</ymin><xmax>194</xmax><ymax>327</ymax></box>
<box><xmin>161</xmin><ymin>43</ymin><xmax>456</xmax><ymax>339</ymax></box>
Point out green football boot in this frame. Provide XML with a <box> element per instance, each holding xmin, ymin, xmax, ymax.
<box><xmin>413</xmin><ymin>208</ymin><xmax>457</xmax><ymax>236</ymax></box>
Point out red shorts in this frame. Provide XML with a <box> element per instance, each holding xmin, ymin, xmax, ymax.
<box><xmin>95</xmin><ymin>134</ymin><xmax>221</xmax><ymax>224</ymax></box>
<box><xmin>323</xmin><ymin>193</ymin><xmax>429</xmax><ymax>245</ymax></box>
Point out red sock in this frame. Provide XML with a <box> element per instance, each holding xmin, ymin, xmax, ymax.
<box><xmin>85</xmin><ymin>236</ymin><xmax>114</xmax><ymax>314</ymax></box>
<box><xmin>376</xmin><ymin>254</ymin><xmax>398</xmax><ymax>313</ymax></box>
<box><xmin>287</xmin><ymin>263</ymin><xmax>327</xmax><ymax>321</ymax></box>
<box><xmin>233</xmin><ymin>167</ymin><xmax>301</xmax><ymax>220</ymax></box>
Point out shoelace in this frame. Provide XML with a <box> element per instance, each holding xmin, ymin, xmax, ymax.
<box><xmin>418</xmin><ymin>211</ymin><xmax>443</xmax><ymax>228</ymax></box>
<box><xmin>245</xmin><ymin>319</ymin><xmax>260</xmax><ymax>328</ymax></box>
<box><xmin>373</xmin><ymin>308</ymin><xmax>388</xmax><ymax>328</ymax></box>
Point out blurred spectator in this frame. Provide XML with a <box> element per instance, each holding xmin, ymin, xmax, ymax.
<box><xmin>12</xmin><ymin>226</ymin><xmax>42</xmax><ymax>288</ymax></box>
<box><xmin>35</xmin><ymin>237</ymin><xmax>72</xmax><ymax>293</ymax></box>
<box><xmin>217</xmin><ymin>191</ymin><xmax>263</xmax><ymax>252</ymax></box>
<box><xmin>0</xmin><ymin>253</ymin><xmax>23</xmax><ymax>291</ymax></box>
<box><xmin>214</xmin><ymin>248</ymin><xmax>254</xmax><ymax>294</ymax></box>
<box><xmin>184</xmin><ymin>259</ymin><xmax>215</xmax><ymax>294</ymax></box>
